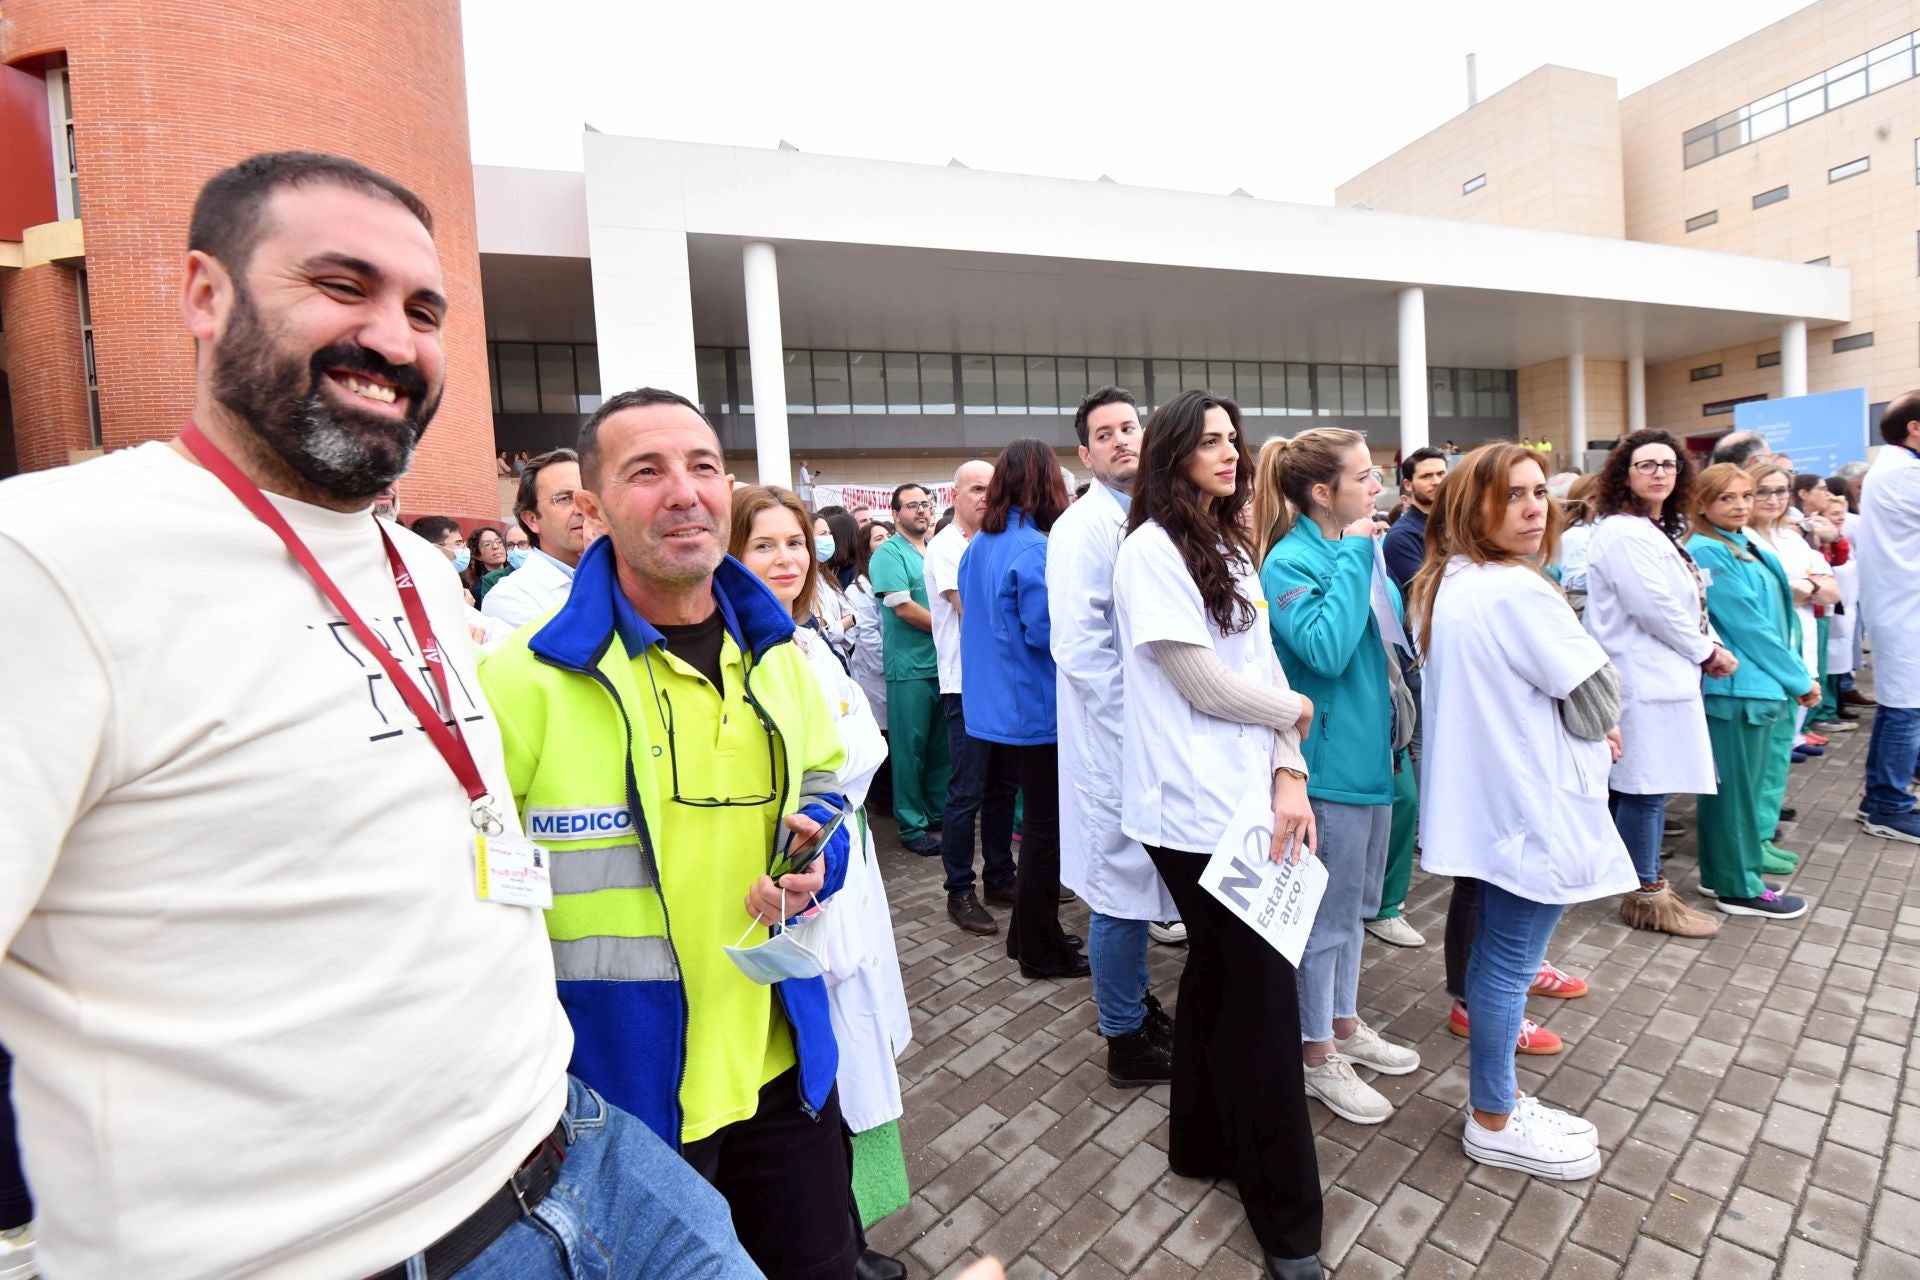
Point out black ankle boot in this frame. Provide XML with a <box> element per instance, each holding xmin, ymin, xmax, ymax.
<box><xmin>1142</xmin><ymin>990</ymin><xmax>1174</xmax><ymax>1050</ymax></box>
<box><xmin>1264</xmin><ymin>1253</ymin><xmax>1326</xmax><ymax>1280</ymax></box>
<box><xmin>1106</xmin><ymin>1025</ymin><xmax>1174</xmax><ymax>1087</ymax></box>
<box><xmin>855</xmin><ymin>1248</ymin><xmax>907</xmax><ymax>1280</ymax></box>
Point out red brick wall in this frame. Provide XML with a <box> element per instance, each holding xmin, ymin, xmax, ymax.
<box><xmin>0</xmin><ymin>0</ymin><xmax>496</xmax><ymax>522</ymax></box>
<box><xmin>0</xmin><ymin>264</ymin><xmax>92</xmax><ymax>472</ymax></box>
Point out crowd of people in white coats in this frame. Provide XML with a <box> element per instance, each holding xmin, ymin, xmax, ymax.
<box><xmin>3</xmin><ymin>150</ymin><xmax>1919</xmax><ymax>1280</ymax></box>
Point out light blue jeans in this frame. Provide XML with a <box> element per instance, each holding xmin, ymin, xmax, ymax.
<box><xmin>1089</xmin><ymin>912</ymin><xmax>1151</xmax><ymax>1037</ymax></box>
<box><xmin>1465</xmin><ymin>883</ymin><xmax>1564</xmax><ymax>1115</ymax></box>
<box><xmin>1297</xmin><ymin>799</ymin><xmax>1390</xmax><ymax>1044</ymax></box>
<box><xmin>446</xmin><ymin>1076</ymin><xmax>762</xmax><ymax>1280</ymax></box>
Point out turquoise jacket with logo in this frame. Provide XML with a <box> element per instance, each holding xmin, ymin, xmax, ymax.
<box><xmin>1261</xmin><ymin>519</ymin><xmax>1397</xmax><ymax>805</ymax></box>
<box><xmin>478</xmin><ymin>537</ymin><xmax>850</xmax><ymax>1149</ymax></box>
<box><xmin>1686</xmin><ymin>530</ymin><xmax>1815</xmax><ymax>703</ymax></box>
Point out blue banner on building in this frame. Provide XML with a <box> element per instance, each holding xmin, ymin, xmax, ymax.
<box><xmin>1734</xmin><ymin>388</ymin><xmax>1870</xmax><ymax>476</ymax></box>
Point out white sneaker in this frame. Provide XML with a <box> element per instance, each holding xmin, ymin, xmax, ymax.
<box><xmin>1515</xmin><ymin>1093</ymin><xmax>1598</xmax><ymax>1140</ymax></box>
<box><xmin>1147</xmin><ymin>920</ymin><xmax>1188</xmax><ymax>945</ymax></box>
<box><xmin>1364</xmin><ymin>915</ymin><xmax>1426</xmax><ymax>947</ymax></box>
<box><xmin>1463</xmin><ymin>1105</ymin><xmax>1601</xmax><ymax>1180</ymax></box>
<box><xmin>1334</xmin><ymin>1019</ymin><xmax>1421</xmax><ymax>1076</ymax></box>
<box><xmin>0</xmin><ymin>1223</ymin><xmax>34</xmax><ymax>1280</ymax></box>
<box><xmin>1303</xmin><ymin>1055</ymin><xmax>1394</xmax><ymax>1124</ymax></box>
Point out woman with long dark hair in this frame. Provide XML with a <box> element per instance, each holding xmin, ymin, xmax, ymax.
<box><xmin>467</xmin><ymin>525</ymin><xmax>509</xmax><ymax>602</ymax></box>
<box><xmin>1584</xmin><ymin>429</ymin><xmax>1727</xmax><ymax>937</ymax></box>
<box><xmin>1113</xmin><ymin>391</ymin><xmax>1324</xmax><ymax>1279</ymax></box>
<box><xmin>1409</xmin><ymin>443</ymin><xmax>1634</xmax><ymax>1181</ymax></box>
<box><xmin>956</xmin><ymin>439</ymin><xmax>1082</xmax><ymax>978</ymax></box>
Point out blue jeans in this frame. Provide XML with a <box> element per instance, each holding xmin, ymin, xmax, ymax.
<box><xmin>939</xmin><ymin>693</ymin><xmax>1016</xmax><ymax>895</ymax></box>
<box><xmin>1865</xmin><ymin>704</ymin><xmax>1920</xmax><ymax>821</ymax></box>
<box><xmin>1610</xmin><ymin>791</ymin><xmax>1666</xmax><ymax>885</ymax></box>
<box><xmin>1089</xmin><ymin>912</ymin><xmax>1151</xmax><ymax>1037</ymax></box>
<box><xmin>1465</xmin><ymin>883</ymin><xmax>1564</xmax><ymax>1115</ymax></box>
<box><xmin>452</xmin><ymin>1077</ymin><xmax>761</xmax><ymax>1280</ymax></box>
<box><xmin>1297</xmin><ymin>799</ymin><xmax>1390</xmax><ymax>1043</ymax></box>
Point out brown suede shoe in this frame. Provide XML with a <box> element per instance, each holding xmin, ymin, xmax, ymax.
<box><xmin>948</xmin><ymin>893</ymin><xmax>998</xmax><ymax>936</ymax></box>
<box><xmin>1619</xmin><ymin>880</ymin><xmax>1719</xmax><ymax>938</ymax></box>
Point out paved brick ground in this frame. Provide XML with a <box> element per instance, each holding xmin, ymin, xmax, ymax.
<box><xmin>862</xmin><ymin>698</ymin><xmax>1920</xmax><ymax>1278</ymax></box>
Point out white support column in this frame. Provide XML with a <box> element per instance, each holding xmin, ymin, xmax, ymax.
<box><xmin>1780</xmin><ymin>319</ymin><xmax>1808</xmax><ymax>398</ymax></box>
<box><xmin>742</xmin><ymin>241</ymin><xmax>792</xmax><ymax>489</ymax></box>
<box><xmin>1567</xmin><ymin>352</ymin><xmax>1587</xmax><ymax>462</ymax></box>
<box><xmin>1627</xmin><ymin>356</ymin><xmax>1646</xmax><ymax>433</ymax></box>
<box><xmin>1396</xmin><ymin>286</ymin><xmax>1429</xmax><ymax>455</ymax></box>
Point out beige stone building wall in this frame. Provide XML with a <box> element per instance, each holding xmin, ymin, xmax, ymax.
<box><xmin>1336</xmin><ymin>66</ymin><xmax>1626</xmax><ymax>238</ymax></box>
<box><xmin>1621</xmin><ymin>0</ymin><xmax>1920</xmax><ymax>431</ymax></box>
<box><xmin>1518</xmin><ymin>359</ymin><xmax>1629</xmax><ymax>455</ymax></box>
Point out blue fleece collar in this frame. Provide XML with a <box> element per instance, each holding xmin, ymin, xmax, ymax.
<box><xmin>529</xmin><ymin>535</ymin><xmax>797</xmax><ymax>670</ymax></box>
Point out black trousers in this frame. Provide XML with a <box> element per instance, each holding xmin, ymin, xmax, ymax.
<box><xmin>680</xmin><ymin>1069</ymin><xmax>861</xmax><ymax>1280</ymax></box>
<box><xmin>995</xmin><ymin>742</ymin><xmax>1075</xmax><ymax>972</ymax></box>
<box><xmin>0</xmin><ymin>1047</ymin><xmax>27</xmax><ymax>1230</ymax></box>
<box><xmin>1445</xmin><ymin>877</ymin><xmax>1480</xmax><ymax>1001</ymax></box>
<box><xmin>1148</xmin><ymin>845</ymin><xmax>1324</xmax><ymax>1262</ymax></box>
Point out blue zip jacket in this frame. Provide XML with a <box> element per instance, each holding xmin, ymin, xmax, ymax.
<box><xmin>1262</xmin><ymin>519</ymin><xmax>1396</xmax><ymax>805</ymax></box>
<box><xmin>482</xmin><ymin>537</ymin><xmax>850</xmax><ymax>1147</ymax></box>
<box><xmin>1687</xmin><ymin>531</ymin><xmax>1816</xmax><ymax>703</ymax></box>
<box><xmin>958</xmin><ymin>510</ymin><xmax>1057</xmax><ymax>745</ymax></box>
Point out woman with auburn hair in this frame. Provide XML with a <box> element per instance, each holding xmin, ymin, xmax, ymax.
<box><xmin>1410</xmin><ymin>443</ymin><xmax>1634</xmax><ymax>1182</ymax></box>
<box><xmin>1259</xmin><ymin>427</ymin><xmax>1420</xmax><ymax>1126</ymax></box>
<box><xmin>1685</xmin><ymin>464</ymin><xmax>1819</xmax><ymax>920</ymax></box>
<box><xmin>1113</xmin><ymin>391</ymin><xmax>1325</xmax><ymax>1279</ymax></box>
<box><xmin>954</xmin><ymin>438</ymin><xmax>1082</xmax><ymax>979</ymax></box>
<box><xmin>1583</xmin><ymin>430</ymin><xmax>1727</xmax><ymax>937</ymax></box>
<box><xmin>726</xmin><ymin>486</ymin><xmax>915</xmax><ymax>1260</ymax></box>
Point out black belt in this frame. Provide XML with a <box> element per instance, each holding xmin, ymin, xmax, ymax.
<box><xmin>367</xmin><ymin>1121</ymin><xmax>570</xmax><ymax>1280</ymax></box>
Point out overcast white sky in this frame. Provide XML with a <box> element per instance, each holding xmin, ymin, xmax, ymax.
<box><xmin>463</xmin><ymin>0</ymin><xmax>1812</xmax><ymax>206</ymax></box>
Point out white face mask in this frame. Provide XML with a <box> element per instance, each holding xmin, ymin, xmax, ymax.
<box><xmin>724</xmin><ymin>891</ymin><xmax>829</xmax><ymax>985</ymax></box>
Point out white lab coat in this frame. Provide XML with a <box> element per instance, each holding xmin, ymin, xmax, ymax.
<box><xmin>846</xmin><ymin>575</ymin><xmax>888</xmax><ymax>723</ymax></box>
<box><xmin>479</xmin><ymin>549</ymin><xmax>575</xmax><ymax>629</ymax></box>
<box><xmin>1418</xmin><ymin>558</ymin><xmax>1638</xmax><ymax>905</ymax></box>
<box><xmin>1582</xmin><ymin>515</ymin><xmax>1718</xmax><ymax>797</ymax></box>
<box><xmin>1857</xmin><ymin>445</ymin><xmax>1920</xmax><ymax>708</ymax></box>
<box><xmin>1114</xmin><ymin>521</ymin><xmax>1285</xmax><ymax>853</ymax></box>
<box><xmin>792</xmin><ymin>627</ymin><xmax>912</xmax><ymax>1134</ymax></box>
<box><xmin>1048</xmin><ymin>482</ymin><xmax>1178</xmax><ymax>920</ymax></box>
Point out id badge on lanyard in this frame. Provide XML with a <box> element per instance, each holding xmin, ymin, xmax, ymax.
<box><xmin>178</xmin><ymin>421</ymin><xmax>550</xmax><ymax>910</ymax></box>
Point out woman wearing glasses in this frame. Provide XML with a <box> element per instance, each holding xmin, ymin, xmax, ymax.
<box><xmin>1686</xmin><ymin>464</ymin><xmax>1818</xmax><ymax>919</ymax></box>
<box><xmin>728</xmin><ymin>486</ymin><xmax>915</xmax><ymax>1264</ymax></box>
<box><xmin>1583</xmin><ymin>431</ymin><xmax>1727</xmax><ymax>937</ymax></box>
<box><xmin>466</xmin><ymin>525</ymin><xmax>509</xmax><ymax>604</ymax></box>
<box><xmin>1114</xmin><ymin>391</ymin><xmax>1324</xmax><ymax>1279</ymax></box>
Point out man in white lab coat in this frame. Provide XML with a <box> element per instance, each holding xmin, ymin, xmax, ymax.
<box><xmin>1048</xmin><ymin>386</ymin><xmax>1176</xmax><ymax>1087</ymax></box>
<box><xmin>1856</xmin><ymin>391</ymin><xmax>1920</xmax><ymax>843</ymax></box>
<box><xmin>481</xmin><ymin>449</ymin><xmax>589</xmax><ymax>630</ymax></box>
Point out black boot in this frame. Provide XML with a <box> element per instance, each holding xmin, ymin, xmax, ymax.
<box><xmin>856</xmin><ymin>1249</ymin><xmax>907</xmax><ymax>1280</ymax></box>
<box><xmin>1264</xmin><ymin>1253</ymin><xmax>1326</xmax><ymax>1280</ymax></box>
<box><xmin>1142</xmin><ymin>990</ymin><xmax>1174</xmax><ymax>1050</ymax></box>
<box><xmin>1106</xmin><ymin>1025</ymin><xmax>1173</xmax><ymax>1087</ymax></box>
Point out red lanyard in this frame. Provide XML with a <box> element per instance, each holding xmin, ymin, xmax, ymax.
<box><xmin>179</xmin><ymin>421</ymin><xmax>501</xmax><ymax>831</ymax></box>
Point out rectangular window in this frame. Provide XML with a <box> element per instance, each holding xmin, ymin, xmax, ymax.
<box><xmin>574</xmin><ymin>345</ymin><xmax>600</xmax><ymax>411</ymax></box>
<box><xmin>1752</xmin><ymin>185</ymin><xmax>1790</xmax><ymax>209</ymax></box>
<box><xmin>884</xmin><ymin>352</ymin><xmax>921</xmax><ymax>414</ymax></box>
<box><xmin>849</xmin><ymin>352</ymin><xmax>885</xmax><ymax>414</ymax></box>
<box><xmin>537</xmin><ymin>345</ymin><xmax>576</xmax><ymax>414</ymax></box>
<box><xmin>783</xmin><ymin>350</ymin><xmax>815</xmax><ymax>414</ymax></box>
<box><xmin>47</xmin><ymin>67</ymin><xmax>79</xmax><ymax>219</ymax></box>
<box><xmin>695</xmin><ymin>347</ymin><xmax>729</xmax><ymax>418</ymax></box>
<box><xmin>1056</xmin><ymin>356</ymin><xmax>1088</xmax><ymax>412</ymax></box>
<box><xmin>920</xmin><ymin>353</ymin><xmax>955</xmax><ymax>414</ymax></box>
<box><xmin>1462</xmin><ymin>174</ymin><xmax>1486</xmax><ymax>194</ymax></box>
<box><xmin>960</xmin><ymin>355</ymin><xmax>994</xmax><ymax>415</ymax></box>
<box><xmin>812</xmin><ymin>350</ymin><xmax>849</xmax><ymax>414</ymax></box>
<box><xmin>1148</xmin><ymin>359</ymin><xmax>1179</xmax><ymax>408</ymax></box>
<box><xmin>1207</xmin><ymin>361</ymin><xmax>1236</xmax><ymax>403</ymax></box>
<box><xmin>78</xmin><ymin>268</ymin><xmax>100</xmax><ymax>446</ymax></box>
<box><xmin>1704</xmin><ymin>394</ymin><xmax>1767</xmax><ymax>417</ymax></box>
<box><xmin>1235</xmin><ymin>361</ymin><xmax>1263</xmax><ymax>415</ymax></box>
<box><xmin>993</xmin><ymin>355</ymin><xmax>1027</xmax><ymax>415</ymax></box>
<box><xmin>732</xmin><ymin>349</ymin><xmax>754</xmax><ymax>415</ymax></box>
<box><xmin>1026</xmin><ymin>356</ymin><xmax>1058</xmax><ymax>414</ymax></box>
<box><xmin>1833</xmin><ymin>331</ymin><xmax>1875</xmax><ymax>353</ymax></box>
<box><xmin>1690</xmin><ymin>363</ymin><xmax>1724</xmax><ymax>382</ymax></box>
<box><xmin>1829</xmin><ymin>156</ymin><xmax>1870</xmax><ymax>182</ymax></box>
<box><xmin>1685</xmin><ymin>210</ymin><xmax>1718</xmax><ymax>232</ymax></box>
<box><xmin>497</xmin><ymin>342</ymin><xmax>538</xmax><ymax>413</ymax></box>
<box><xmin>1115</xmin><ymin>358</ymin><xmax>1145</xmax><ymax>401</ymax></box>
<box><xmin>1757</xmin><ymin>350</ymin><xmax>1781</xmax><ymax>369</ymax></box>
<box><xmin>1084</xmin><ymin>357</ymin><xmax>1117</xmax><ymax>395</ymax></box>
<box><xmin>489</xmin><ymin>344</ymin><xmax>502</xmax><ymax>415</ymax></box>
<box><xmin>1429</xmin><ymin>369</ymin><xmax>1454</xmax><ymax>418</ymax></box>
<box><xmin>1181</xmin><ymin>359</ymin><xmax>1209</xmax><ymax>391</ymax></box>
<box><xmin>1682</xmin><ymin>32</ymin><xmax>1918</xmax><ymax>168</ymax></box>
<box><xmin>1365</xmin><ymin>366</ymin><xmax>1389</xmax><ymax>417</ymax></box>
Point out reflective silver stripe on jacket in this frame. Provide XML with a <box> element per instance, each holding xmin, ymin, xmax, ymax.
<box><xmin>550</xmin><ymin>934</ymin><xmax>680</xmax><ymax>982</ymax></box>
<box><xmin>549</xmin><ymin>844</ymin><xmax>655</xmax><ymax>896</ymax></box>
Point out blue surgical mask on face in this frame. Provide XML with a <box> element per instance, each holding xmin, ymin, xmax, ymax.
<box><xmin>451</xmin><ymin>547</ymin><xmax>471</xmax><ymax>573</ymax></box>
<box><xmin>507</xmin><ymin>548</ymin><xmax>530</xmax><ymax>570</ymax></box>
<box><xmin>814</xmin><ymin>535</ymin><xmax>836</xmax><ymax>563</ymax></box>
